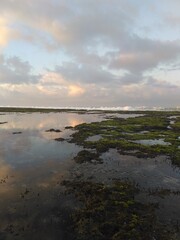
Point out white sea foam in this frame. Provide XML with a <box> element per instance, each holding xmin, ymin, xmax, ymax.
<box><xmin>0</xmin><ymin>105</ymin><xmax>179</xmax><ymax>111</ymax></box>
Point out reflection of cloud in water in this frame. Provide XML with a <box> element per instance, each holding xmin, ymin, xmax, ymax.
<box><xmin>0</xmin><ymin>158</ymin><xmax>16</xmax><ymax>195</ymax></box>
<box><xmin>0</xmin><ymin>132</ymin><xmax>80</xmax><ymax>168</ymax></box>
<box><xmin>11</xmin><ymin>135</ymin><xmax>32</xmax><ymax>155</ymax></box>
<box><xmin>68</xmin><ymin>118</ymin><xmax>83</xmax><ymax>127</ymax></box>
<box><xmin>0</xmin><ymin>112</ymin><xmax>102</xmax><ymax>238</ymax></box>
<box><xmin>0</xmin><ymin>112</ymin><xmax>104</xmax><ymax>130</ymax></box>
<box><xmin>0</xmin><ymin>159</ymin><xmax>11</xmax><ymax>178</ymax></box>
<box><xmin>40</xmin><ymin>131</ymin><xmax>61</xmax><ymax>140</ymax></box>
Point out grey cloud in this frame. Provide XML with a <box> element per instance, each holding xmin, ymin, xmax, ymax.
<box><xmin>55</xmin><ymin>62</ymin><xmax>117</xmax><ymax>85</ymax></box>
<box><xmin>119</xmin><ymin>73</ymin><xmax>142</xmax><ymax>85</ymax></box>
<box><xmin>0</xmin><ymin>0</ymin><xmax>136</xmax><ymax>50</ymax></box>
<box><xmin>2</xmin><ymin>0</ymin><xmax>180</xmax><ymax>79</ymax></box>
<box><xmin>0</xmin><ymin>55</ymin><xmax>39</xmax><ymax>84</ymax></box>
<box><xmin>109</xmin><ymin>38</ymin><xmax>180</xmax><ymax>73</ymax></box>
<box><xmin>145</xmin><ymin>77</ymin><xmax>178</xmax><ymax>89</ymax></box>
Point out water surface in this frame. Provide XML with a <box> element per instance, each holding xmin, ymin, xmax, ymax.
<box><xmin>0</xmin><ymin>112</ymin><xmax>105</xmax><ymax>239</ymax></box>
<box><xmin>0</xmin><ymin>112</ymin><xmax>179</xmax><ymax>239</ymax></box>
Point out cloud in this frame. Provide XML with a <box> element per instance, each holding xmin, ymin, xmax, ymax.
<box><xmin>68</xmin><ymin>85</ymin><xmax>85</xmax><ymax>97</ymax></box>
<box><xmin>39</xmin><ymin>71</ymin><xmax>86</xmax><ymax>97</ymax></box>
<box><xmin>55</xmin><ymin>62</ymin><xmax>118</xmax><ymax>85</ymax></box>
<box><xmin>0</xmin><ymin>17</ymin><xmax>10</xmax><ymax>46</ymax></box>
<box><xmin>0</xmin><ymin>0</ymin><xmax>136</xmax><ymax>51</ymax></box>
<box><xmin>0</xmin><ymin>16</ymin><xmax>22</xmax><ymax>48</ymax></box>
<box><xmin>0</xmin><ymin>55</ymin><xmax>39</xmax><ymax>84</ymax></box>
<box><xmin>0</xmin><ymin>0</ymin><xmax>179</xmax><ymax>107</ymax></box>
<box><xmin>109</xmin><ymin>38</ymin><xmax>180</xmax><ymax>73</ymax></box>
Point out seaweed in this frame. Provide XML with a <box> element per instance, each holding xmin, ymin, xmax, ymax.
<box><xmin>62</xmin><ymin>180</ymin><xmax>177</xmax><ymax>240</ymax></box>
<box><xmin>70</xmin><ymin>114</ymin><xmax>180</xmax><ymax>166</ymax></box>
<box><xmin>74</xmin><ymin>150</ymin><xmax>102</xmax><ymax>164</ymax></box>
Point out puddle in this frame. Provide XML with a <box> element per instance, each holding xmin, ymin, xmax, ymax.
<box><xmin>105</xmin><ymin>113</ymin><xmax>145</xmax><ymax>119</ymax></box>
<box><xmin>133</xmin><ymin>138</ymin><xmax>171</xmax><ymax>146</ymax></box>
<box><xmin>86</xmin><ymin>135</ymin><xmax>102</xmax><ymax>142</ymax></box>
<box><xmin>139</xmin><ymin>130</ymin><xmax>149</xmax><ymax>134</ymax></box>
<box><xmin>169</xmin><ymin>116</ymin><xmax>178</xmax><ymax>119</ymax></box>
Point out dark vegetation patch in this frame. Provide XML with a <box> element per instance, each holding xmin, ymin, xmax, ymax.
<box><xmin>0</xmin><ymin>107</ymin><xmax>76</xmax><ymax>113</ymax></box>
<box><xmin>62</xmin><ymin>180</ymin><xmax>177</xmax><ymax>240</ymax></box>
<box><xmin>54</xmin><ymin>137</ymin><xmax>65</xmax><ymax>142</ymax></box>
<box><xmin>74</xmin><ymin>150</ymin><xmax>102</xmax><ymax>164</ymax></box>
<box><xmin>147</xmin><ymin>188</ymin><xmax>180</xmax><ymax>198</ymax></box>
<box><xmin>65</xmin><ymin>126</ymin><xmax>74</xmax><ymax>129</ymax></box>
<box><xmin>45</xmin><ymin>128</ymin><xmax>61</xmax><ymax>132</ymax></box>
<box><xmin>0</xmin><ymin>121</ymin><xmax>7</xmax><ymax>124</ymax></box>
<box><xmin>172</xmin><ymin>116</ymin><xmax>180</xmax><ymax>131</ymax></box>
<box><xmin>70</xmin><ymin>113</ymin><xmax>180</xmax><ymax>166</ymax></box>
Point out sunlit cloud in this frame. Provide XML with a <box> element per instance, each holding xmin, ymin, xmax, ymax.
<box><xmin>40</xmin><ymin>72</ymin><xmax>66</xmax><ymax>85</ymax></box>
<box><xmin>68</xmin><ymin>84</ymin><xmax>85</xmax><ymax>97</ymax></box>
<box><xmin>0</xmin><ymin>0</ymin><xmax>179</xmax><ymax>107</ymax></box>
<box><xmin>0</xmin><ymin>17</ymin><xmax>10</xmax><ymax>46</ymax></box>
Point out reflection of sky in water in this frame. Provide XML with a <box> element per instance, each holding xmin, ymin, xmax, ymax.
<box><xmin>0</xmin><ymin>112</ymin><xmax>106</xmax><ymax>195</ymax></box>
<box><xmin>133</xmin><ymin>139</ymin><xmax>171</xmax><ymax>146</ymax></box>
<box><xmin>105</xmin><ymin>113</ymin><xmax>144</xmax><ymax>119</ymax></box>
<box><xmin>0</xmin><ymin>112</ymin><xmax>104</xmax><ymax>130</ymax></box>
<box><xmin>0</xmin><ymin>112</ymin><xmax>106</xmax><ymax>239</ymax></box>
<box><xmin>0</xmin><ymin>112</ymin><xmax>105</xmax><ymax>167</ymax></box>
<box><xmin>0</xmin><ymin>112</ymin><xmax>179</xmax><ymax>238</ymax></box>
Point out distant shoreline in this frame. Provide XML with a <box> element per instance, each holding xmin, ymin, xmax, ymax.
<box><xmin>0</xmin><ymin>106</ymin><xmax>179</xmax><ymax>113</ymax></box>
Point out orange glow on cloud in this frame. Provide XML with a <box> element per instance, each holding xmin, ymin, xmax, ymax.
<box><xmin>0</xmin><ymin>18</ymin><xmax>10</xmax><ymax>46</ymax></box>
<box><xmin>68</xmin><ymin>85</ymin><xmax>85</xmax><ymax>97</ymax></box>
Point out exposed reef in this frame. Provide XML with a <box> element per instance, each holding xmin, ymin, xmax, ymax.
<box><xmin>62</xmin><ymin>180</ymin><xmax>178</xmax><ymax>240</ymax></box>
<box><xmin>70</xmin><ymin>113</ymin><xmax>180</xmax><ymax>166</ymax></box>
<box><xmin>45</xmin><ymin>128</ymin><xmax>61</xmax><ymax>132</ymax></box>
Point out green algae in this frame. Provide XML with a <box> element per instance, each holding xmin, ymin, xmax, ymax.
<box><xmin>63</xmin><ymin>180</ymin><xmax>177</xmax><ymax>240</ymax></box>
<box><xmin>70</xmin><ymin>113</ymin><xmax>180</xmax><ymax>166</ymax></box>
<box><xmin>172</xmin><ymin>117</ymin><xmax>180</xmax><ymax>131</ymax></box>
<box><xmin>74</xmin><ymin>150</ymin><xmax>102</xmax><ymax>164</ymax></box>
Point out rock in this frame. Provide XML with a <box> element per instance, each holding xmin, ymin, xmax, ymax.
<box><xmin>54</xmin><ymin>137</ymin><xmax>65</xmax><ymax>142</ymax></box>
<box><xmin>0</xmin><ymin>122</ymin><xmax>7</xmax><ymax>124</ymax></box>
<box><xmin>45</xmin><ymin>128</ymin><xmax>61</xmax><ymax>132</ymax></box>
<box><xmin>65</xmin><ymin>126</ymin><xmax>73</xmax><ymax>129</ymax></box>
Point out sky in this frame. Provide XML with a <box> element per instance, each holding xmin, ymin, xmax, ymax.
<box><xmin>0</xmin><ymin>0</ymin><xmax>180</xmax><ymax>108</ymax></box>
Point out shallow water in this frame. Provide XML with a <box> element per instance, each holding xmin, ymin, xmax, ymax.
<box><xmin>133</xmin><ymin>138</ymin><xmax>171</xmax><ymax>146</ymax></box>
<box><xmin>0</xmin><ymin>112</ymin><xmax>106</xmax><ymax>239</ymax></box>
<box><xmin>86</xmin><ymin>135</ymin><xmax>102</xmax><ymax>142</ymax></box>
<box><xmin>0</xmin><ymin>112</ymin><xmax>179</xmax><ymax>238</ymax></box>
<box><xmin>71</xmin><ymin>149</ymin><xmax>180</xmax><ymax>225</ymax></box>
